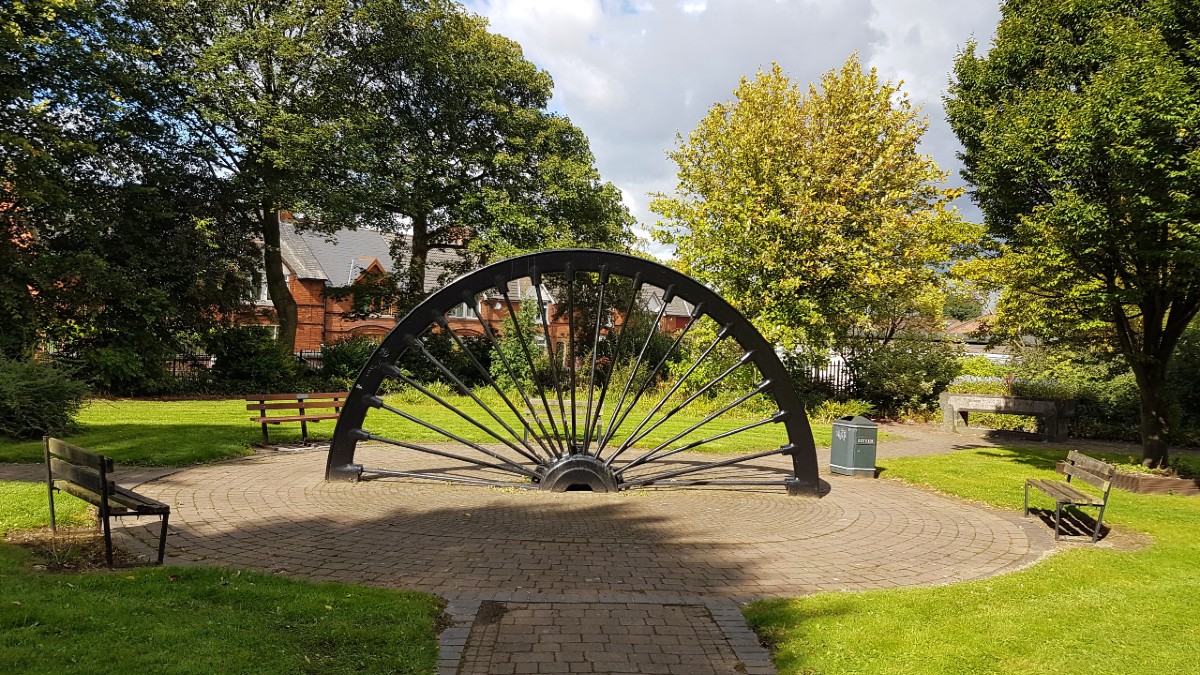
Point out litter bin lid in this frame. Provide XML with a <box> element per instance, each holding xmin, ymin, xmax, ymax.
<box><xmin>833</xmin><ymin>415</ymin><xmax>876</xmax><ymax>428</ymax></box>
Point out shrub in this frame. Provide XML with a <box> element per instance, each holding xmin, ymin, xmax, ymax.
<box><xmin>79</xmin><ymin>344</ymin><xmax>177</xmax><ymax>396</ymax></box>
<box><xmin>809</xmin><ymin>398</ymin><xmax>875</xmax><ymax>424</ymax></box>
<box><xmin>958</xmin><ymin>355</ymin><xmax>1004</xmax><ymax>378</ymax></box>
<box><xmin>0</xmin><ymin>358</ymin><xmax>88</xmax><ymax>439</ymax></box>
<box><xmin>322</xmin><ymin>335</ymin><xmax>379</xmax><ymax>381</ymax></box>
<box><xmin>205</xmin><ymin>326</ymin><xmax>297</xmax><ymax>389</ymax></box>
<box><xmin>846</xmin><ymin>333</ymin><xmax>962</xmax><ymax>417</ymax></box>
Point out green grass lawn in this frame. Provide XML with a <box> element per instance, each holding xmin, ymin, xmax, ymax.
<box><xmin>0</xmin><ymin>395</ymin><xmax>843</xmax><ymax>465</ymax></box>
<box><xmin>745</xmin><ymin>445</ymin><xmax>1200</xmax><ymax>674</ymax></box>
<box><xmin>0</xmin><ymin>482</ymin><xmax>442</xmax><ymax>674</ymax></box>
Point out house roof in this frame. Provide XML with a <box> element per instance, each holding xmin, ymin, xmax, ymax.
<box><xmin>944</xmin><ymin>315</ymin><xmax>995</xmax><ymax>340</ymax></box>
<box><xmin>278</xmin><ymin>222</ymin><xmax>693</xmax><ymax>316</ymax></box>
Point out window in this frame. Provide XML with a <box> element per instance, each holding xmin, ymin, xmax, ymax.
<box><xmin>447</xmin><ymin>303</ymin><xmax>474</xmax><ymax>319</ymax></box>
<box><xmin>253</xmin><ymin>269</ymin><xmax>290</xmax><ymax>304</ymax></box>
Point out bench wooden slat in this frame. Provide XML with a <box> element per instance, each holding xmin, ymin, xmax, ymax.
<box><xmin>46</xmin><ymin>437</ymin><xmax>113</xmax><ymax>472</ymax></box>
<box><xmin>247</xmin><ymin>400</ymin><xmax>346</xmax><ymax>411</ymax></box>
<box><xmin>110</xmin><ymin>485</ymin><xmax>170</xmax><ymax>514</ymax></box>
<box><xmin>53</xmin><ymin>480</ymin><xmax>133</xmax><ymax>514</ymax></box>
<box><xmin>1026</xmin><ymin>478</ymin><xmax>1104</xmax><ymax>506</ymax></box>
<box><xmin>49</xmin><ymin>457</ymin><xmax>114</xmax><ymax>496</ymax></box>
<box><xmin>245</xmin><ymin>392</ymin><xmax>349</xmax><ymax>401</ymax></box>
<box><xmin>251</xmin><ymin>414</ymin><xmax>341</xmax><ymax>424</ymax></box>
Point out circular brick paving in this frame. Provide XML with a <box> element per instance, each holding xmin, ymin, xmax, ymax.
<box><xmin>124</xmin><ymin>443</ymin><xmax>1053</xmax><ymax>600</ymax></box>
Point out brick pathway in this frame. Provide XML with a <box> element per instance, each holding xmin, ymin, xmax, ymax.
<box><xmin>5</xmin><ymin>424</ymin><xmax>1065</xmax><ymax>673</ymax></box>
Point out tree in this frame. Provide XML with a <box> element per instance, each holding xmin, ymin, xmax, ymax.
<box><xmin>2</xmin><ymin>0</ymin><xmax>257</xmax><ymax>378</ymax></box>
<box><xmin>946</xmin><ymin>0</ymin><xmax>1200</xmax><ymax>467</ymax></box>
<box><xmin>347</xmin><ymin>2</ymin><xmax>634</xmax><ymax>302</ymax></box>
<box><xmin>943</xmin><ymin>284</ymin><xmax>987</xmax><ymax>322</ymax></box>
<box><xmin>128</xmin><ymin>0</ymin><xmax>377</xmax><ymax>352</ymax></box>
<box><xmin>651</xmin><ymin>56</ymin><xmax>978</xmax><ymax>362</ymax></box>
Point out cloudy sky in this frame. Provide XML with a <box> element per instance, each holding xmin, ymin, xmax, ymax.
<box><xmin>462</xmin><ymin>0</ymin><xmax>1002</xmax><ymax>255</ymax></box>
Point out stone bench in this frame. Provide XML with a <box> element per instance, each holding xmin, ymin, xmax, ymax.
<box><xmin>939</xmin><ymin>392</ymin><xmax>1076</xmax><ymax>442</ymax></box>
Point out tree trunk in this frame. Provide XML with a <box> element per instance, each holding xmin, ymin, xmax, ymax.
<box><xmin>407</xmin><ymin>213</ymin><xmax>431</xmax><ymax>304</ymax></box>
<box><xmin>261</xmin><ymin>209</ymin><xmax>299</xmax><ymax>352</ymax></box>
<box><xmin>1132</xmin><ymin>362</ymin><xmax>1171</xmax><ymax>469</ymax></box>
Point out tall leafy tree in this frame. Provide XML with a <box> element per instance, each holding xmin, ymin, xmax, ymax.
<box><xmin>128</xmin><ymin>0</ymin><xmax>375</xmax><ymax>351</ymax></box>
<box><xmin>652</xmin><ymin>56</ymin><xmax>977</xmax><ymax>360</ymax></box>
<box><xmin>349</xmin><ymin>1</ymin><xmax>633</xmax><ymax>302</ymax></box>
<box><xmin>946</xmin><ymin>0</ymin><xmax>1200</xmax><ymax>466</ymax></box>
<box><xmin>3</xmin><ymin>0</ymin><xmax>256</xmax><ymax>373</ymax></box>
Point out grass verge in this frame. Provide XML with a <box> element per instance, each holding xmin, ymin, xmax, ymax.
<box><xmin>0</xmin><ymin>480</ymin><xmax>443</xmax><ymax>674</ymax></box>
<box><xmin>745</xmin><ymin>445</ymin><xmax>1200</xmax><ymax>674</ymax></box>
<box><xmin>0</xmin><ymin>396</ymin><xmax>849</xmax><ymax>465</ymax></box>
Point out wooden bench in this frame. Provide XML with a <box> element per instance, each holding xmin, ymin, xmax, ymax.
<box><xmin>44</xmin><ymin>437</ymin><xmax>170</xmax><ymax>567</ymax></box>
<box><xmin>1024</xmin><ymin>450</ymin><xmax>1115</xmax><ymax>542</ymax></box>
<box><xmin>246</xmin><ymin>392</ymin><xmax>348</xmax><ymax>445</ymax></box>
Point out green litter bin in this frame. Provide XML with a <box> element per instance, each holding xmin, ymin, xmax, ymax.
<box><xmin>830</xmin><ymin>415</ymin><xmax>877</xmax><ymax>478</ymax></box>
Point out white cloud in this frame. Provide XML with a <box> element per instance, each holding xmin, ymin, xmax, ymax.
<box><xmin>467</xmin><ymin>0</ymin><xmax>1001</xmax><ymax>253</ymax></box>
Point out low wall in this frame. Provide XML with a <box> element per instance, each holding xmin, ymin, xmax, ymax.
<box><xmin>939</xmin><ymin>392</ymin><xmax>1076</xmax><ymax>442</ymax></box>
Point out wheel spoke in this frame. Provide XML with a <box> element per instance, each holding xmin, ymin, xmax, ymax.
<box><xmin>437</xmin><ymin>312</ymin><xmax>554</xmax><ymax>463</ymax></box>
<box><xmin>582</xmin><ymin>272</ymin><xmax>642</xmax><ymax>456</ymax></box>
<box><xmin>471</xmin><ymin>292</ymin><xmax>564</xmax><ymax>458</ymax></box>
<box><xmin>615</xmin><ymin>382</ymin><xmax>774</xmax><ymax>476</ymax></box>
<box><xmin>581</xmin><ymin>266</ymin><xmax>609</xmax><ymax>455</ymax></box>
<box><xmin>605</xmin><ymin>325</ymin><xmax>732</xmax><ymax>462</ymax></box>
<box><xmin>532</xmin><ymin>272</ymin><xmax>572</xmax><ymax>450</ymax></box>
<box><xmin>500</xmin><ymin>286</ymin><xmax>567</xmax><ymax>457</ymax></box>
<box><xmin>404</xmin><ymin>336</ymin><xmax>545</xmax><ymax>465</ymax></box>
<box><xmin>357</xmin><ymin>428</ymin><xmax>537</xmax><ymax>479</ymax></box>
<box><xmin>598</xmin><ymin>284</ymin><xmax>674</xmax><ymax>455</ymax></box>
<box><xmin>596</xmin><ymin>301</ymin><xmax>703</xmax><ymax>460</ymax></box>
<box><xmin>619</xmin><ymin>443</ymin><xmax>785</xmax><ymax>488</ymax></box>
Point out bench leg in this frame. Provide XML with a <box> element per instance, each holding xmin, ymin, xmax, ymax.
<box><xmin>45</xmin><ymin>441</ymin><xmax>57</xmax><ymax>533</ymax></box>
<box><xmin>156</xmin><ymin>512</ymin><xmax>170</xmax><ymax>565</ymax></box>
<box><xmin>1023</xmin><ymin>483</ymin><xmax>1029</xmax><ymax>517</ymax></box>
<box><xmin>261</xmin><ymin>422</ymin><xmax>270</xmax><ymax>446</ymax></box>
<box><xmin>1092</xmin><ymin>502</ymin><xmax>1107</xmax><ymax>544</ymax></box>
<box><xmin>1053</xmin><ymin>503</ymin><xmax>1063</xmax><ymax>541</ymax></box>
<box><xmin>301</xmin><ymin>419</ymin><xmax>309</xmax><ymax>444</ymax></box>
<box><xmin>101</xmin><ymin>513</ymin><xmax>114</xmax><ymax>568</ymax></box>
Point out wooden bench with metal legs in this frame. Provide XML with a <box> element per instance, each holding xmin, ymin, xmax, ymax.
<box><xmin>44</xmin><ymin>437</ymin><xmax>170</xmax><ymax>567</ymax></box>
<box><xmin>246</xmin><ymin>391</ymin><xmax>349</xmax><ymax>445</ymax></box>
<box><xmin>1024</xmin><ymin>450</ymin><xmax>1115</xmax><ymax>542</ymax></box>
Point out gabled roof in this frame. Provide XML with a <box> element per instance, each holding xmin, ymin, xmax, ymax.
<box><xmin>278</xmin><ymin>222</ymin><xmax>694</xmax><ymax>317</ymax></box>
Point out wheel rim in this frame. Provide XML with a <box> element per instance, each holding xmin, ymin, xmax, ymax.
<box><xmin>325</xmin><ymin>249</ymin><xmax>819</xmax><ymax>495</ymax></box>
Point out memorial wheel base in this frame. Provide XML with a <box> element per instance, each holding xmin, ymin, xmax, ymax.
<box><xmin>326</xmin><ymin>250</ymin><xmax>820</xmax><ymax>496</ymax></box>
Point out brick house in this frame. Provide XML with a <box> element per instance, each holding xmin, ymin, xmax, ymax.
<box><xmin>242</xmin><ymin>223</ymin><xmax>693</xmax><ymax>352</ymax></box>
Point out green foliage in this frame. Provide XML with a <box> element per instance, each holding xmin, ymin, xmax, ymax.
<box><xmin>808</xmin><ymin>399</ymin><xmax>876</xmax><ymax>424</ymax></box>
<box><xmin>0</xmin><ymin>358</ymin><xmax>87</xmax><ymax>439</ymax></box>
<box><xmin>942</xmin><ymin>287</ymin><xmax>985</xmax><ymax>322</ymax></box>
<box><xmin>947</xmin><ymin>0</ymin><xmax>1200</xmax><ymax>465</ymax></box>
<box><xmin>846</xmin><ymin>333</ymin><xmax>962</xmax><ymax>417</ymax></box>
<box><xmin>395</xmin><ymin>331</ymin><xmax>492</xmax><ymax>389</ymax></box>
<box><xmin>957</xmin><ymin>355</ymin><xmax>1004</xmax><ymax>378</ymax></box>
<box><xmin>321</xmin><ymin>335</ymin><xmax>380</xmax><ymax>381</ymax></box>
<box><xmin>205</xmin><ymin>327</ymin><xmax>298</xmax><ymax>389</ymax></box>
<box><xmin>653</xmin><ymin>55</ymin><xmax>979</xmax><ymax>358</ymax></box>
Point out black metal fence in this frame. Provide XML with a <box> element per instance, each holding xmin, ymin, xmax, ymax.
<box><xmin>802</xmin><ymin>361</ymin><xmax>854</xmax><ymax>395</ymax></box>
<box><xmin>164</xmin><ymin>353</ymin><xmax>215</xmax><ymax>380</ymax></box>
<box><xmin>163</xmin><ymin>351</ymin><xmax>324</xmax><ymax>379</ymax></box>
<box><xmin>295</xmin><ymin>350</ymin><xmax>323</xmax><ymax>373</ymax></box>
